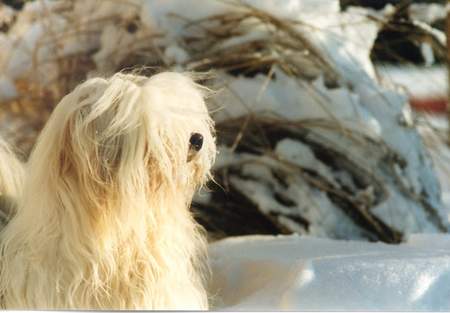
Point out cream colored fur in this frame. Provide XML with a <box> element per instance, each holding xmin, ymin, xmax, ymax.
<box><xmin>0</xmin><ymin>72</ymin><xmax>216</xmax><ymax>309</ymax></box>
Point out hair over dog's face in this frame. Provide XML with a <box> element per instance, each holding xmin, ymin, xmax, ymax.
<box><xmin>31</xmin><ymin>72</ymin><xmax>216</xmax><ymax>210</ymax></box>
<box><xmin>0</xmin><ymin>72</ymin><xmax>214</xmax><ymax>310</ymax></box>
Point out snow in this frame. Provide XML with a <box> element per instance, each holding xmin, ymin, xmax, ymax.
<box><xmin>421</xmin><ymin>42</ymin><xmax>435</xmax><ymax>66</ymax></box>
<box><xmin>143</xmin><ymin>0</ymin><xmax>339</xmax><ymax>31</ymax></box>
<box><xmin>0</xmin><ymin>0</ymin><xmax>380</xmax><ymax>91</ymax></box>
<box><xmin>302</xmin><ymin>6</ymin><xmax>382</xmax><ymax>82</ymax></box>
<box><xmin>187</xmin><ymin>0</ymin><xmax>447</xmax><ymax>237</ymax></box>
<box><xmin>418</xmin><ymin>115</ymin><xmax>450</xmax><ymax>216</ymax></box>
<box><xmin>412</xmin><ymin>19</ymin><xmax>446</xmax><ymax>48</ymax></box>
<box><xmin>276</xmin><ymin>139</ymin><xmax>339</xmax><ymax>185</ymax></box>
<box><xmin>221</xmin><ymin>150</ymin><xmax>374</xmax><ymax>239</ymax></box>
<box><xmin>377</xmin><ymin>65</ymin><xmax>447</xmax><ymax>99</ymax></box>
<box><xmin>409</xmin><ymin>3</ymin><xmax>447</xmax><ymax>25</ymax></box>
<box><xmin>209</xmin><ymin>234</ymin><xmax>450</xmax><ymax>311</ymax></box>
<box><xmin>213</xmin><ymin>64</ymin><xmax>448</xmax><ymax>236</ymax></box>
<box><xmin>214</xmin><ymin>72</ymin><xmax>382</xmax><ymax>138</ymax></box>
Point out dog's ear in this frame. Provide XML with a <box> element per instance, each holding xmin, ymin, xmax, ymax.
<box><xmin>58</xmin><ymin>109</ymin><xmax>122</xmax><ymax>186</ymax></box>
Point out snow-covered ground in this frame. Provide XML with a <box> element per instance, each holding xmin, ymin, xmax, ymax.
<box><xmin>209</xmin><ymin>234</ymin><xmax>450</xmax><ymax>311</ymax></box>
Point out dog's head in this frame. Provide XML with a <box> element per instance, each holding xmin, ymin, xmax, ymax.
<box><xmin>30</xmin><ymin>72</ymin><xmax>216</xmax><ymax>212</ymax></box>
<box><xmin>1</xmin><ymin>73</ymin><xmax>214</xmax><ymax>309</ymax></box>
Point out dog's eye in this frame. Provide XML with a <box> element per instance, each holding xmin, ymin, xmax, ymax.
<box><xmin>189</xmin><ymin>133</ymin><xmax>203</xmax><ymax>152</ymax></box>
<box><xmin>187</xmin><ymin>133</ymin><xmax>203</xmax><ymax>162</ymax></box>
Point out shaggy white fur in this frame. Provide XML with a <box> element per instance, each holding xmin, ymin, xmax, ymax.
<box><xmin>0</xmin><ymin>72</ymin><xmax>216</xmax><ymax>309</ymax></box>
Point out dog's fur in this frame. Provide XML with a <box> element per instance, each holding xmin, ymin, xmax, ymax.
<box><xmin>0</xmin><ymin>72</ymin><xmax>216</xmax><ymax>309</ymax></box>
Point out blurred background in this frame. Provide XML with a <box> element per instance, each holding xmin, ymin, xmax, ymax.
<box><xmin>0</xmin><ymin>0</ymin><xmax>449</xmax><ymax>243</ymax></box>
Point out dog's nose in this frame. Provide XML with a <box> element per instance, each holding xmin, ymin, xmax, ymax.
<box><xmin>190</xmin><ymin>133</ymin><xmax>203</xmax><ymax>151</ymax></box>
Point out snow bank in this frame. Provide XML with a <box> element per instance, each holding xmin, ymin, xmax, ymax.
<box><xmin>201</xmin><ymin>0</ymin><xmax>448</xmax><ymax>240</ymax></box>
<box><xmin>209</xmin><ymin>234</ymin><xmax>450</xmax><ymax>311</ymax></box>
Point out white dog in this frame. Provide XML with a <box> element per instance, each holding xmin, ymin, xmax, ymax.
<box><xmin>0</xmin><ymin>72</ymin><xmax>216</xmax><ymax>309</ymax></box>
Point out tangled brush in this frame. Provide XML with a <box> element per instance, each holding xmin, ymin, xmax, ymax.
<box><xmin>0</xmin><ymin>71</ymin><xmax>216</xmax><ymax>309</ymax></box>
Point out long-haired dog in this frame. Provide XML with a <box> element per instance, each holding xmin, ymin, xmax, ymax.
<box><xmin>0</xmin><ymin>72</ymin><xmax>216</xmax><ymax>309</ymax></box>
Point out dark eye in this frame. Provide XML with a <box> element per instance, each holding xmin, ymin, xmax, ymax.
<box><xmin>189</xmin><ymin>133</ymin><xmax>203</xmax><ymax>152</ymax></box>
